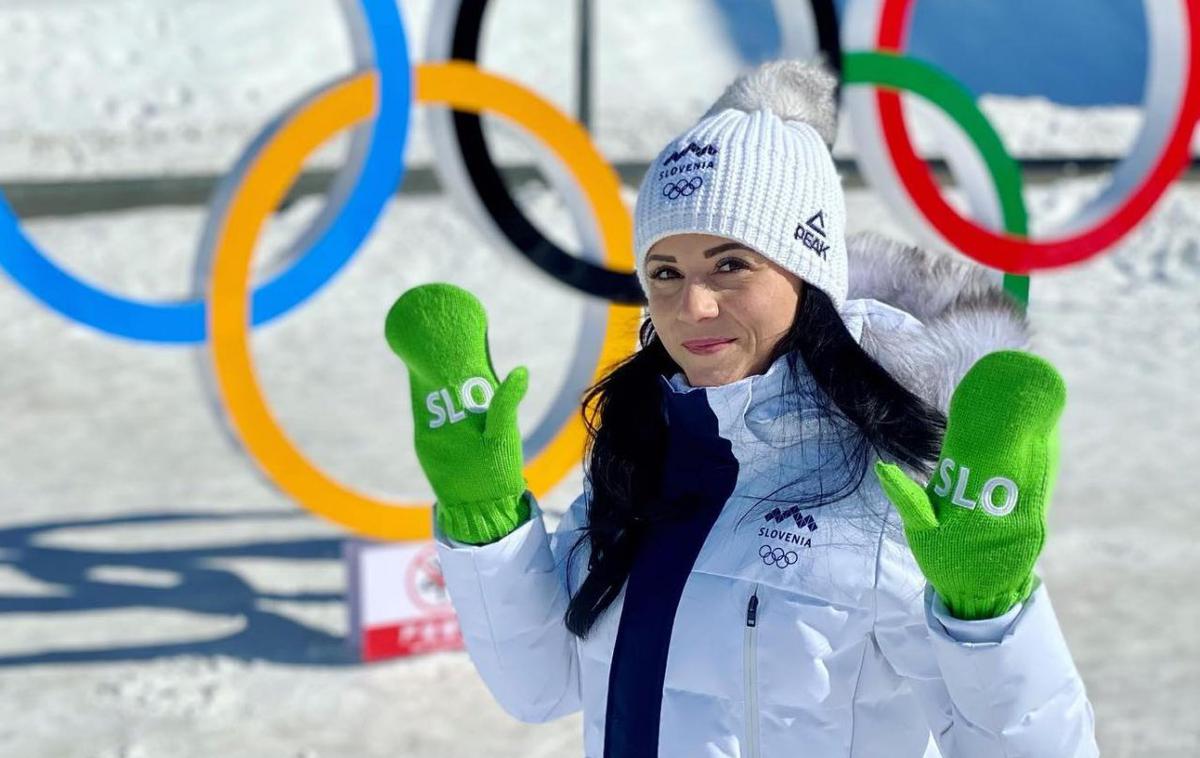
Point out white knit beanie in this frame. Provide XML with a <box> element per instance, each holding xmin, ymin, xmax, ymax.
<box><xmin>633</xmin><ymin>60</ymin><xmax>848</xmax><ymax>311</ymax></box>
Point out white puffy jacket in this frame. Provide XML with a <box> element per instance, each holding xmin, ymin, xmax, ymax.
<box><xmin>433</xmin><ymin>233</ymin><xmax>1100</xmax><ymax>757</ymax></box>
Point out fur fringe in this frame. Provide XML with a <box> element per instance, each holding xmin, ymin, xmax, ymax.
<box><xmin>847</xmin><ymin>231</ymin><xmax>1032</xmax><ymax>415</ymax></box>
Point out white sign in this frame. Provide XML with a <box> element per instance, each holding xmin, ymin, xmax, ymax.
<box><xmin>345</xmin><ymin>539</ymin><xmax>463</xmax><ymax>662</ymax></box>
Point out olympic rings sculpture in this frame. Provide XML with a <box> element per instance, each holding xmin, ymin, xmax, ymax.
<box><xmin>1</xmin><ymin>0</ymin><xmax>1194</xmax><ymax>540</ymax></box>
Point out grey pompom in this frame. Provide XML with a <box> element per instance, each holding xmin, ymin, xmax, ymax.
<box><xmin>704</xmin><ymin>58</ymin><xmax>839</xmax><ymax>146</ymax></box>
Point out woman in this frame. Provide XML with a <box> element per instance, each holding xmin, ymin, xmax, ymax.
<box><xmin>385</xmin><ymin>61</ymin><xmax>1099</xmax><ymax>757</ymax></box>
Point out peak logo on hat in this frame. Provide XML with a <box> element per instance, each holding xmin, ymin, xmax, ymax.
<box><xmin>794</xmin><ymin>210</ymin><xmax>830</xmax><ymax>260</ymax></box>
<box><xmin>805</xmin><ymin>211</ymin><xmax>827</xmax><ymax>238</ymax></box>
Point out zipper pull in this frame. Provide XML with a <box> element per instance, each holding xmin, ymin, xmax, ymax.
<box><xmin>745</xmin><ymin>591</ymin><xmax>759</xmax><ymax>628</ymax></box>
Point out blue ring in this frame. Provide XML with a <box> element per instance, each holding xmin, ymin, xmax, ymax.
<box><xmin>0</xmin><ymin>0</ymin><xmax>410</xmax><ymax>344</ymax></box>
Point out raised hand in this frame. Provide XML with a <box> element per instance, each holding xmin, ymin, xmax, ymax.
<box><xmin>385</xmin><ymin>283</ymin><xmax>530</xmax><ymax>545</ymax></box>
<box><xmin>873</xmin><ymin>350</ymin><xmax>1066</xmax><ymax>620</ymax></box>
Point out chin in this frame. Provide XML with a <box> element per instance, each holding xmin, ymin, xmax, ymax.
<box><xmin>681</xmin><ymin>360</ymin><xmax>749</xmax><ymax>388</ymax></box>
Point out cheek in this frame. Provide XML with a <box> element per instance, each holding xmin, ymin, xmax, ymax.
<box><xmin>646</xmin><ymin>288</ymin><xmax>684</xmax><ymax>323</ymax></box>
<box><xmin>646</xmin><ymin>300</ymin><xmax>677</xmax><ymax>343</ymax></box>
<box><xmin>646</xmin><ymin>299</ymin><xmax>668</xmax><ymax>329</ymax></box>
<box><xmin>734</xmin><ymin>288</ymin><xmax>797</xmax><ymax>336</ymax></box>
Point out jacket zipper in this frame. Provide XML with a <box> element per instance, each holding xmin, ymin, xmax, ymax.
<box><xmin>743</xmin><ymin>586</ymin><xmax>761</xmax><ymax>758</ymax></box>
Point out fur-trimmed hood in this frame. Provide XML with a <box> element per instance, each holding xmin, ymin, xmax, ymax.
<box><xmin>842</xmin><ymin>230</ymin><xmax>1031</xmax><ymax>416</ymax></box>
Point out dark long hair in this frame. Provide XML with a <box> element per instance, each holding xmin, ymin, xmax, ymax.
<box><xmin>563</xmin><ymin>285</ymin><xmax>948</xmax><ymax>638</ymax></box>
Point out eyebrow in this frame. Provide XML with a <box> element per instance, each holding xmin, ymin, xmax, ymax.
<box><xmin>646</xmin><ymin>242</ymin><xmax>751</xmax><ymax>263</ymax></box>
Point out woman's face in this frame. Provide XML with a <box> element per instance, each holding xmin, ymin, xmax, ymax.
<box><xmin>644</xmin><ymin>233</ymin><xmax>803</xmax><ymax>387</ymax></box>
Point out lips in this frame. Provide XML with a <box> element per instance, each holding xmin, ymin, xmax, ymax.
<box><xmin>682</xmin><ymin>338</ymin><xmax>735</xmax><ymax>355</ymax></box>
<box><xmin>686</xmin><ymin>338</ymin><xmax>729</xmax><ymax>350</ymax></box>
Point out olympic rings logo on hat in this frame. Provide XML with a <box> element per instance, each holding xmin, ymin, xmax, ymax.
<box><xmin>759</xmin><ymin>544</ymin><xmax>799</xmax><ymax>568</ymax></box>
<box><xmin>662</xmin><ymin>177</ymin><xmax>704</xmax><ymax>200</ymax></box>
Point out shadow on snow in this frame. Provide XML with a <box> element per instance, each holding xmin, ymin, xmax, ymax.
<box><xmin>0</xmin><ymin>510</ymin><xmax>360</xmax><ymax>667</ymax></box>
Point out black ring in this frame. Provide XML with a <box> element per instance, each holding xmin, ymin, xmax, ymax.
<box><xmin>448</xmin><ymin>0</ymin><xmax>842</xmax><ymax>303</ymax></box>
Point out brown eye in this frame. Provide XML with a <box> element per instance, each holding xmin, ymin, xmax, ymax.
<box><xmin>716</xmin><ymin>257</ymin><xmax>749</xmax><ymax>273</ymax></box>
<box><xmin>650</xmin><ymin>266</ymin><xmax>681</xmax><ymax>281</ymax></box>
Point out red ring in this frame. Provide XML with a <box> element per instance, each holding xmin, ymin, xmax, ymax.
<box><xmin>875</xmin><ymin>0</ymin><xmax>1200</xmax><ymax>273</ymax></box>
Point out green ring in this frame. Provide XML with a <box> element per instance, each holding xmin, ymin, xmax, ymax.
<box><xmin>843</xmin><ymin>51</ymin><xmax>1030</xmax><ymax>308</ymax></box>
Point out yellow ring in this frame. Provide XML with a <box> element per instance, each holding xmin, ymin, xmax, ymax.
<box><xmin>208</xmin><ymin>63</ymin><xmax>640</xmax><ymax>540</ymax></box>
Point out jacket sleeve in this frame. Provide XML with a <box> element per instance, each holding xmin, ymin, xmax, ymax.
<box><xmin>872</xmin><ymin>509</ymin><xmax>1099</xmax><ymax>757</ymax></box>
<box><xmin>433</xmin><ymin>488</ymin><xmax>589</xmax><ymax>723</ymax></box>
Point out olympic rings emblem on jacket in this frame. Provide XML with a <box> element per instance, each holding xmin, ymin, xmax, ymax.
<box><xmin>759</xmin><ymin>544</ymin><xmax>799</xmax><ymax>568</ymax></box>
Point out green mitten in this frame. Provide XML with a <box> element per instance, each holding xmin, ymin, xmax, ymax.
<box><xmin>384</xmin><ymin>283</ymin><xmax>530</xmax><ymax>545</ymax></box>
<box><xmin>873</xmin><ymin>350</ymin><xmax>1066</xmax><ymax>620</ymax></box>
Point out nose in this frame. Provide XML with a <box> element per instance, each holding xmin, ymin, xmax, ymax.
<box><xmin>679</xmin><ymin>281</ymin><xmax>719</xmax><ymax>323</ymax></box>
